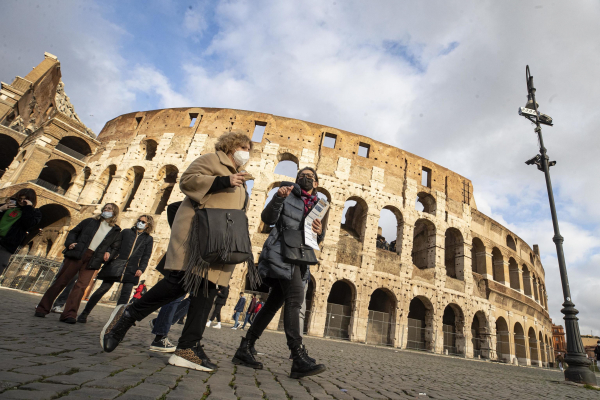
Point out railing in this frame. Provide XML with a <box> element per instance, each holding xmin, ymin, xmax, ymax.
<box><xmin>55</xmin><ymin>143</ymin><xmax>87</xmax><ymax>160</ymax></box>
<box><xmin>0</xmin><ymin>255</ymin><xmax>62</xmax><ymax>293</ymax></box>
<box><xmin>28</xmin><ymin>178</ymin><xmax>66</xmax><ymax>195</ymax></box>
<box><xmin>406</xmin><ymin>318</ymin><xmax>431</xmax><ymax>351</ymax></box>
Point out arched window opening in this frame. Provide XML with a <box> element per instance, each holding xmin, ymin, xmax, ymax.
<box><xmin>366</xmin><ymin>289</ymin><xmax>395</xmax><ymax>346</ymax></box>
<box><xmin>529</xmin><ymin>252</ymin><xmax>534</xmax><ymax>264</ymax></box>
<box><xmin>532</xmin><ymin>276</ymin><xmax>539</xmax><ymax>302</ymax></box>
<box><xmin>274</xmin><ymin>158</ymin><xmax>298</xmax><ymax>178</ymax></box>
<box><xmin>495</xmin><ymin>317</ymin><xmax>510</xmax><ymax>362</ymax></box>
<box><xmin>20</xmin><ymin>204</ymin><xmax>71</xmax><ymax>262</ymax></box>
<box><xmin>544</xmin><ymin>335</ymin><xmax>552</xmax><ymax>364</ymax></box>
<box><xmin>123</xmin><ymin>166</ymin><xmax>145</xmax><ymax>211</ymax></box>
<box><xmin>522</xmin><ymin>265</ymin><xmax>532</xmax><ymax>297</ymax></box>
<box><xmin>471</xmin><ymin>238</ymin><xmax>486</xmax><ymax>275</ymax></box>
<box><xmin>142</xmin><ymin>139</ymin><xmax>158</xmax><ymax>161</ymax></box>
<box><xmin>56</xmin><ymin>136</ymin><xmax>92</xmax><ymax>160</ymax></box>
<box><xmin>338</xmin><ymin>198</ymin><xmax>368</xmax><ymax>266</ymax></box>
<box><xmin>491</xmin><ymin>248</ymin><xmax>505</xmax><ymax>283</ymax></box>
<box><xmin>246</xmin><ymin>179</ymin><xmax>254</xmax><ymax>198</ymax></box>
<box><xmin>442</xmin><ymin>304</ymin><xmax>465</xmax><ymax>356</ymax></box>
<box><xmin>415</xmin><ymin>192</ymin><xmax>436</xmax><ymax>215</ymax></box>
<box><xmin>539</xmin><ymin>332</ymin><xmax>546</xmax><ymax>365</ymax></box>
<box><xmin>378</xmin><ymin>206</ymin><xmax>403</xmax><ymax>254</ymax></box>
<box><xmin>36</xmin><ymin>159</ymin><xmax>76</xmax><ymax>194</ymax></box>
<box><xmin>325</xmin><ymin>281</ymin><xmax>354</xmax><ymax>340</ymax></box>
<box><xmin>152</xmin><ymin>165</ymin><xmax>179</xmax><ymax>215</ymax></box>
<box><xmin>514</xmin><ymin>323</ymin><xmax>527</xmax><ymax>364</ymax></box>
<box><xmin>444</xmin><ymin>228</ymin><xmax>464</xmax><ymax>280</ymax></box>
<box><xmin>506</xmin><ymin>235</ymin><xmax>516</xmax><ymax>251</ymax></box>
<box><xmin>528</xmin><ymin>327</ymin><xmax>539</xmax><ymax>365</ymax></box>
<box><xmin>407</xmin><ymin>297</ymin><xmax>433</xmax><ymax>351</ymax></box>
<box><xmin>97</xmin><ymin>165</ymin><xmax>116</xmax><ymax>204</ymax></box>
<box><xmin>508</xmin><ymin>258</ymin><xmax>521</xmax><ymax>291</ymax></box>
<box><xmin>259</xmin><ymin>186</ymin><xmax>280</xmax><ymax>233</ymax></box>
<box><xmin>412</xmin><ymin>219</ymin><xmax>436</xmax><ymax>269</ymax></box>
<box><xmin>471</xmin><ymin>311</ymin><xmax>489</xmax><ymax>359</ymax></box>
<box><xmin>0</xmin><ymin>134</ymin><xmax>20</xmax><ymax>179</ymax></box>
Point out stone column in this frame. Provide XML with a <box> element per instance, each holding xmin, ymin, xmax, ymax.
<box><xmin>306</xmin><ymin>290</ymin><xmax>328</xmax><ymax>337</ymax></box>
<box><xmin>481</xmin><ymin>251</ymin><xmax>494</xmax><ymax>280</ymax></box>
<box><xmin>493</xmin><ymin>260</ymin><xmax>509</xmax><ymax>285</ymax></box>
<box><xmin>517</xmin><ymin>265</ymin><xmax>525</xmax><ymax>294</ymax></box>
<box><xmin>77</xmin><ymin>178</ymin><xmax>107</xmax><ymax>204</ymax></box>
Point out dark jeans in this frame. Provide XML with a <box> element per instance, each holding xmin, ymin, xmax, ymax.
<box><xmin>209</xmin><ymin>304</ymin><xmax>223</xmax><ymax>322</ymax></box>
<box><xmin>247</xmin><ymin>265</ymin><xmax>305</xmax><ymax>349</ymax></box>
<box><xmin>241</xmin><ymin>310</ymin><xmax>253</xmax><ymax>329</ymax></box>
<box><xmin>84</xmin><ymin>281</ymin><xmax>134</xmax><ymax>314</ymax></box>
<box><xmin>152</xmin><ymin>296</ymin><xmax>191</xmax><ymax>336</ymax></box>
<box><xmin>128</xmin><ymin>271</ymin><xmax>217</xmax><ymax>349</ymax></box>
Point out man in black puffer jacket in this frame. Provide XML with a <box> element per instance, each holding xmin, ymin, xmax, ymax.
<box><xmin>232</xmin><ymin>167</ymin><xmax>327</xmax><ymax>379</ymax></box>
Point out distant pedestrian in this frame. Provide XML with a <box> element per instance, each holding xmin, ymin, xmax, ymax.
<box><xmin>206</xmin><ymin>285</ymin><xmax>229</xmax><ymax>329</ymax></box>
<box><xmin>595</xmin><ymin>341</ymin><xmax>600</xmax><ymax>370</ymax></box>
<box><xmin>251</xmin><ymin>299</ymin><xmax>263</xmax><ymax>323</ymax></box>
<box><xmin>240</xmin><ymin>294</ymin><xmax>257</xmax><ymax>330</ymax></box>
<box><xmin>231</xmin><ymin>292</ymin><xmax>246</xmax><ymax>329</ymax></box>
<box><xmin>556</xmin><ymin>353</ymin><xmax>564</xmax><ymax>371</ymax></box>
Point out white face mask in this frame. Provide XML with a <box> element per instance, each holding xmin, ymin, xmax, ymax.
<box><xmin>233</xmin><ymin>150</ymin><xmax>250</xmax><ymax>167</ymax></box>
<box><xmin>136</xmin><ymin>221</ymin><xmax>146</xmax><ymax>230</ymax></box>
<box><xmin>101</xmin><ymin>211</ymin><xmax>113</xmax><ymax>219</ymax></box>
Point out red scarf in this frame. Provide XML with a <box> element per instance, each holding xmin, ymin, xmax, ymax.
<box><xmin>301</xmin><ymin>190</ymin><xmax>318</xmax><ymax>216</ymax></box>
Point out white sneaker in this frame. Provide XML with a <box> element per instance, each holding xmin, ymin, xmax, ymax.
<box><xmin>51</xmin><ymin>306</ymin><xmax>64</xmax><ymax>313</ymax></box>
<box><xmin>206</xmin><ymin>320</ymin><xmax>211</xmax><ymax>327</ymax></box>
<box><xmin>231</xmin><ymin>325</ymin><xmax>238</xmax><ymax>330</ymax></box>
<box><xmin>213</xmin><ymin>322</ymin><xmax>221</xmax><ymax>329</ymax></box>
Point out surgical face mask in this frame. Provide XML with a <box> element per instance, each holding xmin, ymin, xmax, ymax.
<box><xmin>101</xmin><ymin>211</ymin><xmax>113</xmax><ymax>219</ymax></box>
<box><xmin>297</xmin><ymin>176</ymin><xmax>314</xmax><ymax>191</ymax></box>
<box><xmin>233</xmin><ymin>150</ymin><xmax>250</xmax><ymax>167</ymax></box>
<box><xmin>136</xmin><ymin>221</ymin><xmax>147</xmax><ymax>230</ymax></box>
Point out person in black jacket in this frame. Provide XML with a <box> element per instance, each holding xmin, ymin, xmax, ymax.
<box><xmin>207</xmin><ymin>285</ymin><xmax>229</xmax><ymax>329</ymax></box>
<box><xmin>77</xmin><ymin>215</ymin><xmax>154</xmax><ymax>323</ymax></box>
<box><xmin>0</xmin><ymin>189</ymin><xmax>42</xmax><ymax>275</ymax></box>
<box><xmin>232</xmin><ymin>167</ymin><xmax>327</xmax><ymax>379</ymax></box>
<box><xmin>35</xmin><ymin>203</ymin><xmax>121</xmax><ymax>323</ymax></box>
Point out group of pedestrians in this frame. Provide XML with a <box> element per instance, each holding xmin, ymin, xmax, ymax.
<box><xmin>230</xmin><ymin>292</ymin><xmax>262</xmax><ymax>330</ymax></box>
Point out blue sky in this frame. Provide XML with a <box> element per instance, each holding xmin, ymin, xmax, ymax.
<box><xmin>2</xmin><ymin>0</ymin><xmax>600</xmax><ymax>336</ymax></box>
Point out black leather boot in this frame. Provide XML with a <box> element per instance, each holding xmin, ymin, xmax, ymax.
<box><xmin>232</xmin><ymin>337</ymin><xmax>263</xmax><ymax>369</ymax></box>
<box><xmin>77</xmin><ymin>311</ymin><xmax>89</xmax><ymax>323</ymax></box>
<box><xmin>290</xmin><ymin>344</ymin><xmax>326</xmax><ymax>379</ymax></box>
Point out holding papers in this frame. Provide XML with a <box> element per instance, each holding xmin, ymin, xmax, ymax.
<box><xmin>304</xmin><ymin>198</ymin><xmax>329</xmax><ymax>250</ymax></box>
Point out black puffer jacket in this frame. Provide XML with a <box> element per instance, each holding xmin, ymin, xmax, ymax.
<box><xmin>258</xmin><ymin>182</ymin><xmax>326</xmax><ymax>283</ymax></box>
<box><xmin>100</xmin><ymin>228</ymin><xmax>153</xmax><ymax>284</ymax></box>
<box><xmin>214</xmin><ymin>285</ymin><xmax>229</xmax><ymax>305</ymax></box>
<box><xmin>63</xmin><ymin>218</ymin><xmax>121</xmax><ymax>269</ymax></box>
<box><xmin>0</xmin><ymin>205</ymin><xmax>42</xmax><ymax>254</ymax></box>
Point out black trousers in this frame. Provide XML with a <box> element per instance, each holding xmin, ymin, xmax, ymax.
<box><xmin>84</xmin><ymin>281</ymin><xmax>134</xmax><ymax>313</ymax></box>
<box><xmin>247</xmin><ymin>265</ymin><xmax>305</xmax><ymax>349</ymax></box>
<box><xmin>128</xmin><ymin>271</ymin><xmax>217</xmax><ymax>349</ymax></box>
<box><xmin>210</xmin><ymin>304</ymin><xmax>223</xmax><ymax>322</ymax></box>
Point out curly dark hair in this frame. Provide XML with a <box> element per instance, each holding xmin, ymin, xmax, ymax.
<box><xmin>215</xmin><ymin>132</ymin><xmax>253</xmax><ymax>155</ymax></box>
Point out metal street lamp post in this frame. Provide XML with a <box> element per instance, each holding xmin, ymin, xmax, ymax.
<box><xmin>519</xmin><ymin>65</ymin><xmax>597</xmax><ymax>385</ymax></box>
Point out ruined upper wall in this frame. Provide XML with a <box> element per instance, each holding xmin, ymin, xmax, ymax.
<box><xmin>94</xmin><ymin>107</ymin><xmax>476</xmax><ymax>208</ymax></box>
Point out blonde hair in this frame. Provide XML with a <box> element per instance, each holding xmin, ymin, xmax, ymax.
<box><xmin>96</xmin><ymin>203</ymin><xmax>120</xmax><ymax>226</ymax></box>
<box><xmin>137</xmin><ymin>214</ymin><xmax>154</xmax><ymax>234</ymax></box>
<box><xmin>215</xmin><ymin>131</ymin><xmax>253</xmax><ymax>155</ymax></box>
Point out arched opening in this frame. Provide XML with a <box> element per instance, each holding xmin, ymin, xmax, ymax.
<box><xmin>506</xmin><ymin>235</ymin><xmax>516</xmax><ymax>251</ymax></box>
<box><xmin>258</xmin><ymin>184</ymin><xmax>281</xmax><ymax>233</ymax></box>
<box><xmin>495</xmin><ymin>317</ymin><xmax>510</xmax><ymax>362</ymax></box>
<box><xmin>508</xmin><ymin>258</ymin><xmax>520</xmax><ymax>291</ymax></box>
<box><xmin>123</xmin><ymin>166</ymin><xmax>145</xmax><ymax>211</ymax></box>
<box><xmin>56</xmin><ymin>136</ymin><xmax>92</xmax><ymax>160</ymax></box>
<box><xmin>544</xmin><ymin>334</ymin><xmax>552</xmax><ymax>364</ymax></box>
<box><xmin>142</xmin><ymin>139</ymin><xmax>158</xmax><ymax>161</ymax></box>
<box><xmin>273</xmin><ymin>156</ymin><xmax>298</xmax><ymax>178</ymax></box>
<box><xmin>377</xmin><ymin>206</ymin><xmax>403</xmax><ymax>254</ymax></box>
<box><xmin>366</xmin><ymin>288</ymin><xmax>395</xmax><ymax>346</ymax></box>
<box><xmin>407</xmin><ymin>296</ymin><xmax>434</xmax><ymax>351</ymax></box>
<box><xmin>97</xmin><ymin>165</ymin><xmax>116</xmax><ymax>204</ymax></box>
<box><xmin>471</xmin><ymin>311</ymin><xmax>490</xmax><ymax>359</ymax></box>
<box><xmin>532</xmin><ymin>275</ymin><xmax>539</xmax><ymax>302</ymax></box>
<box><xmin>415</xmin><ymin>192</ymin><xmax>436</xmax><ymax>215</ymax></box>
<box><xmin>514</xmin><ymin>322</ymin><xmax>527</xmax><ymax>364</ymax></box>
<box><xmin>522</xmin><ymin>265</ymin><xmax>532</xmax><ymax>297</ymax></box>
<box><xmin>338</xmin><ymin>197</ymin><xmax>368</xmax><ymax>267</ymax></box>
<box><xmin>528</xmin><ymin>327</ymin><xmax>539</xmax><ymax>365</ymax></box>
<box><xmin>36</xmin><ymin>159</ymin><xmax>76</xmax><ymax>194</ymax></box>
<box><xmin>325</xmin><ymin>280</ymin><xmax>354</xmax><ymax>340</ymax></box>
<box><xmin>444</xmin><ymin>228</ymin><xmax>464</xmax><ymax>280</ymax></box>
<box><xmin>442</xmin><ymin>304</ymin><xmax>465</xmax><ymax>356</ymax></box>
<box><xmin>412</xmin><ymin>219</ymin><xmax>436</xmax><ymax>269</ymax></box>
<box><xmin>0</xmin><ymin>134</ymin><xmax>20</xmax><ymax>179</ymax></box>
<box><xmin>529</xmin><ymin>252</ymin><xmax>535</xmax><ymax>264</ymax></box>
<box><xmin>491</xmin><ymin>247</ymin><xmax>505</xmax><ymax>283</ymax></box>
<box><xmin>152</xmin><ymin>165</ymin><xmax>179</xmax><ymax>214</ymax></box>
<box><xmin>246</xmin><ymin>179</ymin><xmax>254</xmax><ymax>197</ymax></box>
<box><xmin>539</xmin><ymin>332</ymin><xmax>546</xmax><ymax>365</ymax></box>
<box><xmin>471</xmin><ymin>237</ymin><xmax>486</xmax><ymax>275</ymax></box>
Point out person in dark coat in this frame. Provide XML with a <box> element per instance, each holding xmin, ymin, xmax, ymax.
<box><xmin>35</xmin><ymin>203</ymin><xmax>121</xmax><ymax>323</ymax></box>
<box><xmin>240</xmin><ymin>294</ymin><xmax>257</xmax><ymax>330</ymax></box>
<box><xmin>77</xmin><ymin>214</ymin><xmax>154</xmax><ymax>322</ymax></box>
<box><xmin>232</xmin><ymin>167</ymin><xmax>327</xmax><ymax>379</ymax></box>
<box><xmin>0</xmin><ymin>189</ymin><xmax>42</xmax><ymax>276</ymax></box>
<box><xmin>207</xmin><ymin>285</ymin><xmax>229</xmax><ymax>329</ymax></box>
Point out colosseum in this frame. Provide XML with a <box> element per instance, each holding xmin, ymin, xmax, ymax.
<box><xmin>0</xmin><ymin>54</ymin><xmax>553</xmax><ymax>366</ymax></box>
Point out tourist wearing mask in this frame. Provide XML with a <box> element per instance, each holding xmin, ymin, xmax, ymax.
<box><xmin>35</xmin><ymin>203</ymin><xmax>121</xmax><ymax>323</ymax></box>
<box><xmin>232</xmin><ymin>167</ymin><xmax>327</xmax><ymax>379</ymax></box>
<box><xmin>76</xmin><ymin>215</ymin><xmax>154</xmax><ymax>323</ymax></box>
<box><xmin>0</xmin><ymin>189</ymin><xmax>42</xmax><ymax>276</ymax></box>
<box><xmin>100</xmin><ymin>132</ymin><xmax>254</xmax><ymax>373</ymax></box>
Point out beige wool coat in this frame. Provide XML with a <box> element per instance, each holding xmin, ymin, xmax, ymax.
<box><xmin>165</xmin><ymin>151</ymin><xmax>247</xmax><ymax>286</ymax></box>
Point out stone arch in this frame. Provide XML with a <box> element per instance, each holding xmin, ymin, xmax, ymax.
<box><xmin>416</xmin><ymin>192</ymin><xmax>436</xmax><ymax>215</ymax></box>
<box><xmin>407</xmin><ymin>295</ymin><xmax>434</xmax><ymax>351</ymax></box>
<box><xmin>538</xmin><ymin>331</ymin><xmax>546</xmax><ymax>365</ymax></box>
<box><xmin>508</xmin><ymin>257</ymin><xmax>520</xmax><ymax>291</ymax></box>
<box><xmin>152</xmin><ymin>165</ymin><xmax>179</xmax><ymax>214</ymax></box>
<box><xmin>21</xmin><ymin>204</ymin><xmax>71</xmax><ymax>258</ymax></box>
<box><xmin>338</xmin><ymin>197</ymin><xmax>368</xmax><ymax>266</ymax></box>
<box><xmin>506</xmin><ymin>235</ymin><xmax>516</xmax><ymax>251</ymax></box>
<box><xmin>514</xmin><ymin>322</ymin><xmax>527</xmax><ymax>364</ymax></box>
<box><xmin>544</xmin><ymin>334</ymin><xmax>552</xmax><ymax>363</ymax></box>
<box><xmin>142</xmin><ymin>139</ymin><xmax>158</xmax><ymax>161</ymax></box>
<box><xmin>123</xmin><ymin>166</ymin><xmax>145</xmax><ymax>211</ymax></box>
<box><xmin>471</xmin><ymin>311</ymin><xmax>490</xmax><ymax>358</ymax></box>
<box><xmin>442</xmin><ymin>303</ymin><xmax>465</xmax><ymax>355</ymax></box>
<box><xmin>56</xmin><ymin>135</ymin><xmax>92</xmax><ymax>159</ymax></box>
<box><xmin>274</xmin><ymin>153</ymin><xmax>299</xmax><ymax>178</ymax></box>
<box><xmin>97</xmin><ymin>165</ymin><xmax>117</xmax><ymax>204</ymax></box>
<box><xmin>0</xmin><ymin>134</ymin><xmax>20</xmax><ymax>179</ymax></box>
<box><xmin>366</xmin><ymin>288</ymin><xmax>397</xmax><ymax>346</ymax></box>
<box><xmin>378</xmin><ymin>205</ymin><xmax>404</xmax><ymax>255</ymax></box>
<box><xmin>316</xmin><ymin>186</ymin><xmax>332</xmax><ymax>202</ymax></box>
<box><xmin>37</xmin><ymin>159</ymin><xmax>77</xmax><ymax>194</ymax></box>
<box><xmin>412</xmin><ymin>218</ymin><xmax>436</xmax><ymax>269</ymax></box>
<box><xmin>444</xmin><ymin>227</ymin><xmax>464</xmax><ymax>280</ymax></box>
<box><xmin>471</xmin><ymin>237</ymin><xmax>486</xmax><ymax>275</ymax></box>
<box><xmin>495</xmin><ymin>317</ymin><xmax>510</xmax><ymax>362</ymax></box>
<box><xmin>491</xmin><ymin>247</ymin><xmax>505</xmax><ymax>283</ymax></box>
<box><xmin>325</xmin><ymin>280</ymin><xmax>356</xmax><ymax>340</ymax></box>
<box><xmin>528</xmin><ymin>327</ymin><xmax>539</xmax><ymax>365</ymax></box>
<box><xmin>532</xmin><ymin>275</ymin><xmax>540</xmax><ymax>302</ymax></box>
<box><xmin>257</xmin><ymin>181</ymin><xmax>283</xmax><ymax>233</ymax></box>
<box><xmin>522</xmin><ymin>264</ymin><xmax>532</xmax><ymax>297</ymax></box>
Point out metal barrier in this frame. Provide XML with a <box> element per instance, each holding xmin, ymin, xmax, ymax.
<box><xmin>0</xmin><ymin>255</ymin><xmax>62</xmax><ymax>293</ymax></box>
<box><xmin>324</xmin><ymin>303</ymin><xmax>352</xmax><ymax>340</ymax></box>
<box><xmin>55</xmin><ymin>143</ymin><xmax>87</xmax><ymax>160</ymax></box>
<box><xmin>365</xmin><ymin>310</ymin><xmax>393</xmax><ymax>346</ymax></box>
<box><xmin>28</xmin><ymin>179</ymin><xmax>66</xmax><ymax>195</ymax></box>
<box><xmin>406</xmin><ymin>318</ymin><xmax>429</xmax><ymax>351</ymax></box>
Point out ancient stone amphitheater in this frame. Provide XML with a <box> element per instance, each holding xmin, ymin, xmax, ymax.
<box><xmin>0</xmin><ymin>55</ymin><xmax>553</xmax><ymax>366</ymax></box>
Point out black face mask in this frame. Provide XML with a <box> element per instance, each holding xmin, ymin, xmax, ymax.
<box><xmin>297</xmin><ymin>176</ymin><xmax>314</xmax><ymax>191</ymax></box>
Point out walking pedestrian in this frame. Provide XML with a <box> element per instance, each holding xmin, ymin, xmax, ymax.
<box><xmin>240</xmin><ymin>294</ymin><xmax>257</xmax><ymax>330</ymax></box>
<box><xmin>76</xmin><ymin>215</ymin><xmax>154</xmax><ymax>323</ymax></box>
<box><xmin>231</xmin><ymin>292</ymin><xmax>246</xmax><ymax>329</ymax></box>
<box><xmin>100</xmin><ymin>131</ymin><xmax>256</xmax><ymax>373</ymax></box>
<box><xmin>34</xmin><ymin>203</ymin><xmax>121</xmax><ymax>323</ymax></box>
<box><xmin>0</xmin><ymin>189</ymin><xmax>42</xmax><ymax>276</ymax></box>
<box><xmin>206</xmin><ymin>285</ymin><xmax>229</xmax><ymax>329</ymax></box>
<box><xmin>232</xmin><ymin>167</ymin><xmax>327</xmax><ymax>379</ymax></box>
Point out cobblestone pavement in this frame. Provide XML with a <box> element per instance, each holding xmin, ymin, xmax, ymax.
<box><xmin>1</xmin><ymin>289</ymin><xmax>598</xmax><ymax>400</ymax></box>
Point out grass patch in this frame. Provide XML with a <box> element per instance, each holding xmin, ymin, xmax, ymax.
<box><xmin>109</xmin><ymin>368</ymin><xmax>125</xmax><ymax>377</ymax></box>
<box><xmin>47</xmin><ymin>350</ymin><xmax>71</xmax><ymax>356</ymax></box>
<box><xmin>584</xmin><ymin>384</ymin><xmax>600</xmax><ymax>391</ymax></box>
<box><xmin>63</xmin><ymin>368</ymin><xmax>80</xmax><ymax>376</ymax></box>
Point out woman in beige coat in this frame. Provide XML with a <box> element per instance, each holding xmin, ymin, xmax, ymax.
<box><xmin>100</xmin><ymin>132</ymin><xmax>252</xmax><ymax>372</ymax></box>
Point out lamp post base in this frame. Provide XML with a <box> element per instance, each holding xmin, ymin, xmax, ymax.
<box><xmin>562</xmin><ymin>301</ymin><xmax>597</xmax><ymax>385</ymax></box>
<box><xmin>564</xmin><ymin>356</ymin><xmax>597</xmax><ymax>385</ymax></box>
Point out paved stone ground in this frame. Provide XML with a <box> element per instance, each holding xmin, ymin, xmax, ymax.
<box><xmin>0</xmin><ymin>289</ymin><xmax>598</xmax><ymax>400</ymax></box>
